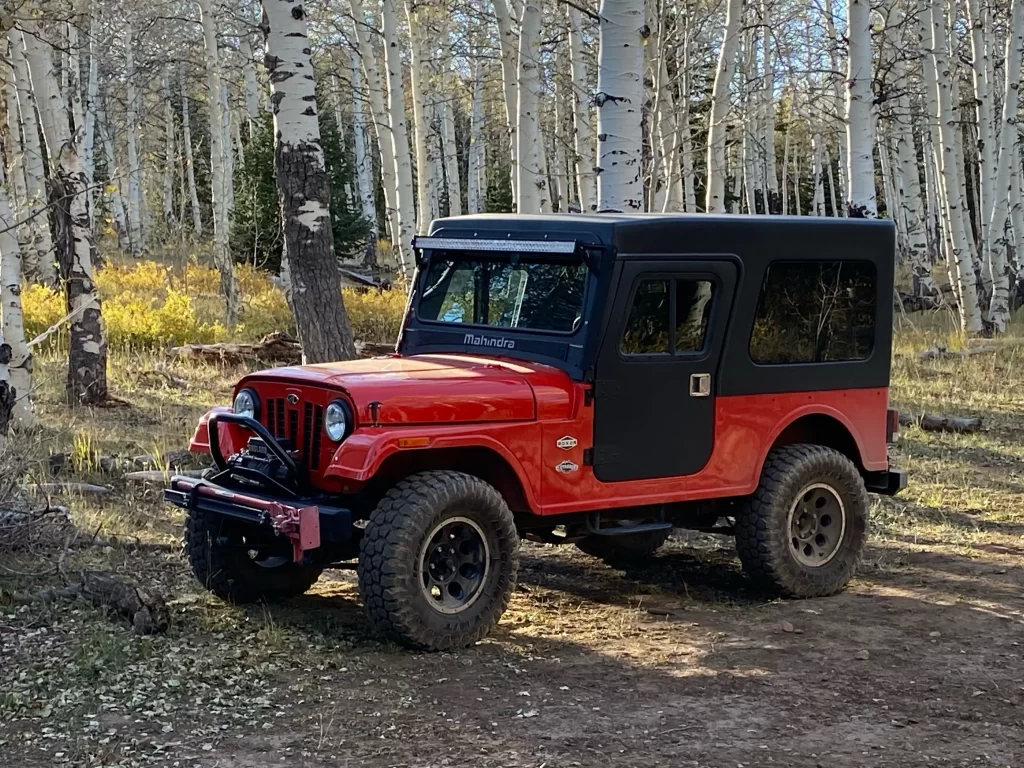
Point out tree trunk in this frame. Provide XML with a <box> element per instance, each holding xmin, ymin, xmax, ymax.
<box><xmin>0</xmin><ymin>157</ymin><xmax>35</xmax><ymax>429</ymax></box>
<box><xmin>350</xmin><ymin>50</ymin><xmax>379</xmax><ymax>265</ymax></box>
<box><xmin>12</xmin><ymin>31</ymin><xmax>55</xmax><ymax>286</ymax></box>
<box><xmin>381</xmin><ymin>0</ymin><xmax>416</xmax><ymax>278</ymax></box>
<box><xmin>760</xmin><ymin>3</ymin><xmax>779</xmax><ymax>213</ymax></box>
<box><xmin>260</xmin><ymin>0</ymin><xmax>356</xmax><ymax>363</ymax></box>
<box><xmin>3</xmin><ymin>54</ymin><xmax>32</xmax><ymax>263</ymax></box>
<box><xmin>846</xmin><ymin>0</ymin><xmax>876</xmax><ymax>218</ymax></box>
<box><xmin>98</xmin><ymin>99</ymin><xmax>129</xmax><ymax>249</ymax></box>
<box><xmin>985</xmin><ymin>0</ymin><xmax>1024</xmax><ymax>333</ymax></box>
<box><xmin>927</xmin><ymin>0</ymin><xmax>983</xmax><ymax>333</ymax></box>
<box><xmin>706</xmin><ymin>0</ymin><xmax>743</xmax><ymax>213</ymax></box>
<box><xmin>198</xmin><ymin>0</ymin><xmax>242</xmax><ymax>326</ymax></box>
<box><xmin>516</xmin><ymin>1</ymin><xmax>548</xmax><ymax>214</ymax></box>
<box><xmin>82</xmin><ymin>15</ymin><xmax>98</xmax><ymax>229</ymax></box>
<box><xmin>467</xmin><ymin>48</ymin><xmax>485</xmax><ymax>214</ymax></box>
<box><xmin>493</xmin><ymin>0</ymin><xmax>520</xmax><ymax>206</ymax></box>
<box><xmin>595</xmin><ymin>0</ymin><xmax>645</xmax><ymax>213</ymax></box>
<box><xmin>966</xmin><ymin>0</ymin><xmax>996</xmax><ymax>261</ymax></box>
<box><xmin>407</xmin><ymin>2</ymin><xmax>439</xmax><ymax>231</ymax></box>
<box><xmin>239</xmin><ymin>32</ymin><xmax>261</xmax><ymax>134</ymax></box>
<box><xmin>124</xmin><ymin>24</ymin><xmax>144</xmax><ymax>255</ymax></box>
<box><xmin>162</xmin><ymin>69</ymin><xmax>176</xmax><ymax>229</ymax></box>
<box><xmin>180</xmin><ymin>63</ymin><xmax>203</xmax><ymax>236</ymax></box>
<box><xmin>441</xmin><ymin>100</ymin><xmax>462</xmax><ymax>216</ymax></box>
<box><xmin>349</xmin><ymin>0</ymin><xmax>401</xmax><ymax>267</ymax></box>
<box><xmin>567</xmin><ymin>4</ymin><xmax>596</xmax><ymax>212</ymax></box>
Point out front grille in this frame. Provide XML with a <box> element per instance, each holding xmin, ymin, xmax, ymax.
<box><xmin>261</xmin><ymin>395</ymin><xmax>325</xmax><ymax>471</ymax></box>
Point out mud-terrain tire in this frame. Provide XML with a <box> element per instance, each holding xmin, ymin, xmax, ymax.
<box><xmin>185</xmin><ymin>505</ymin><xmax>322</xmax><ymax>604</ymax></box>
<box><xmin>575</xmin><ymin>527</ymin><xmax>672</xmax><ymax>565</ymax></box>
<box><xmin>735</xmin><ymin>444</ymin><xmax>869</xmax><ymax>597</ymax></box>
<box><xmin>358</xmin><ymin>471</ymin><xmax>519</xmax><ymax>651</ymax></box>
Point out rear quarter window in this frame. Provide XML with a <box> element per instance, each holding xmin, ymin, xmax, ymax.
<box><xmin>750</xmin><ymin>261</ymin><xmax>876</xmax><ymax>365</ymax></box>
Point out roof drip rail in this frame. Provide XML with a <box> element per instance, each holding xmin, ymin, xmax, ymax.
<box><xmin>412</xmin><ymin>236</ymin><xmax>580</xmax><ymax>254</ymax></box>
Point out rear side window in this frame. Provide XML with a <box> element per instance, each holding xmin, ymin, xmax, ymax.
<box><xmin>750</xmin><ymin>261</ymin><xmax>876</xmax><ymax>364</ymax></box>
<box><xmin>621</xmin><ymin>278</ymin><xmax>714</xmax><ymax>356</ymax></box>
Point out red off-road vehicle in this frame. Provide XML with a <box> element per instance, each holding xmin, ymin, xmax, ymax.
<box><xmin>167</xmin><ymin>213</ymin><xmax>906</xmax><ymax>650</ymax></box>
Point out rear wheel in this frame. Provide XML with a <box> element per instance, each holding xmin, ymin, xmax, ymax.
<box><xmin>575</xmin><ymin>527</ymin><xmax>671</xmax><ymax>565</ymax></box>
<box><xmin>735</xmin><ymin>444</ymin><xmax>868</xmax><ymax>597</ymax></box>
<box><xmin>185</xmin><ymin>506</ymin><xmax>322</xmax><ymax>604</ymax></box>
<box><xmin>358</xmin><ymin>471</ymin><xmax>519</xmax><ymax>650</ymax></box>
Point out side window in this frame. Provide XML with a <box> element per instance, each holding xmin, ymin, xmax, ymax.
<box><xmin>621</xmin><ymin>278</ymin><xmax>715</xmax><ymax>356</ymax></box>
<box><xmin>750</xmin><ymin>261</ymin><xmax>876</xmax><ymax>364</ymax></box>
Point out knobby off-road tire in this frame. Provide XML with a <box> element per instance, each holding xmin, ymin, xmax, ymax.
<box><xmin>735</xmin><ymin>444</ymin><xmax>869</xmax><ymax>597</ymax></box>
<box><xmin>575</xmin><ymin>527</ymin><xmax>672</xmax><ymax>565</ymax></box>
<box><xmin>185</xmin><ymin>505</ymin><xmax>322</xmax><ymax>604</ymax></box>
<box><xmin>358</xmin><ymin>471</ymin><xmax>519</xmax><ymax>651</ymax></box>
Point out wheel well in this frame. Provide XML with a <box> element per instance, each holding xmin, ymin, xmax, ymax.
<box><xmin>770</xmin><ymin>414</ymin><xmax>863</xmax><ymax>470</ymax></box>
<box><xmin>370</xmin><ymin>447</ymin><xmax>533</xmax><ymax>513</ymax></box>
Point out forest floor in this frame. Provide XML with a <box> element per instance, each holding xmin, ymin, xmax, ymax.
<box><xmin>2</xmin><ymin>314</ymin><xmax>1024</xmax><ymax>768</ymax></box>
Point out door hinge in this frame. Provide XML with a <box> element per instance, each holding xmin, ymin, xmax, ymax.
<box><xmin>584</xmin><ymin>386</ymin><xmax>594</xmax><ymax>406</ymax></box>
<box><xmin>583</xmin><ymin>448</ymin><xmax>594</xmax><ymax>466</ymax></box>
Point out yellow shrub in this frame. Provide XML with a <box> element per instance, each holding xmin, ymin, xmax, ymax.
<box><xmin>22</xmin><ymin>260</ymin><xmax>406</xmax><ymax>351</ymax></box>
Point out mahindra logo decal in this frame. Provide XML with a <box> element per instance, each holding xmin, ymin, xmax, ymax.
<box><xmin>464</xmin><ymin>333</ymin><xmax>516</xmax><ymax>350</ymax></box>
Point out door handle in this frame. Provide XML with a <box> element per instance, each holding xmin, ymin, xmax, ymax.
<box><xmin>690</xmin><ymin>373</ymin><xmax>711</xmax><ymax>397</ymax></box>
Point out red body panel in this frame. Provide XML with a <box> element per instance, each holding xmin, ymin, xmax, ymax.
<box><xmin>193</xmin><ymin>355</ymin><xmax>890</xmax><ymax>517</ymax></box>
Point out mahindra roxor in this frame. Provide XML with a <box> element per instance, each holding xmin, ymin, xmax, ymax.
<box><xmin>166</xmin><ymin>213</ymin><xmax>907</xmax><ymax>650</ymax></box>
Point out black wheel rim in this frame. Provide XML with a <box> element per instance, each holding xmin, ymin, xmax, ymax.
<box><xmin>787</xmin><ymin>483</ymin><xmax>847</xmax><ymax>567</ymax></box>
<box><xmin>417</xmin><ymin>516</ymin><xmax>490</xmax><ymax>614</ymax></box>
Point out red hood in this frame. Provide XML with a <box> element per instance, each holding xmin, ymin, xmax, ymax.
<box><xmin>240</xmin><ymin>354</ymin><xmax>574</xmax><ymax>426</ymax></box>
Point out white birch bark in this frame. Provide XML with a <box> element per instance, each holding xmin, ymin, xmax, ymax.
<box><xmin>124</xmin><ymin>25</ymin><xmax>143</xmax><ymax>255</ymax></box>
<box><xmin>966</xmin><ymin>0</ymin><xmax>996</xmax><ymax>244</ymax></box>
<box><xmin>929</xmin><ymin>0</ymin><xmax>983</xmax><ymax>333</ymax></box>
<box><xmin>67</xmin><ymin>20</ymin><xmax>84</xmax><ymax>133</ymax></box>
<box><xmin>823</xmin><ymin>0</ymin><xmax>848</xmax><ymax>216</ymax></box>
<box><xmin>493</xmin><ymin>0</ymin><xmax>520</xmax><ymax>205</ymax></box>
<box><xmin>846</xmin><ymin>0</ymin><xmax>876</xmax><ymax>218</ymax></box>
<box><xmin>350</xmin><ymin>50</ymin><xmax>378</xmax><ymax>263</ymax></box>
<box><xmin>350</xmin><ymin>0</ymin><xmax>400</xmax><ymax>259</ymax></box>
<box><xmin>98</xmin><ymin>99</ymin><xmax>128</xmax><ymax>248</ymax></box>
<box><xmin>706</xmin><ymin>0</ymin><xmax>743</xmax><ymax>213</ymax></box>
<box><xmin>22</xmin><ymin>25</ymin><xmax>61</xmax><ymax>168</ymax></box>
<box><xmin>13</xmin><ymin>32</ymin><xmax>55</xmax><ymax>285</ymax></box>
<box><xmin>179</xmin><ymin>62</ymin><xmax>203</xmax><ymax>236</ymax></box>
<box><xmin>82</xmin><ymin>15</ymin><xmax>98</xmax><ymax>227</ymax></box>
<box><xmin>760</xmin><ymin>4</ymin><xmax>779</xmax><ymax>213</ymax></box>
<box><xmin>1011</xmin><ymin>139</ymin><xmax>1024</xmax><ymax>277</ymax></box>
<box><xmin>824</xmin><ymin>146</ymin><xmax>839</xmax><ymax>217</ymax></box>
<box><xmin>381</xmin><ymin>0</ymin><xmax>416</xmax><ymax>276</ymax></box>
<box><xmin>3</xmin><ymin>63</ymin><xmax>31</xmax><ymax>260</ymax></box>
<box><xmin>0</xmin><ymin>161</ymin><xmax>35</xmax><ymax>428</ymax></box>
<box><xmin>162</xmin><ymin>69</ymin><xmax>176</xmax><ymax>228</ymax></box>
<box><xmin>239</xmin><ymin>32</ymin><xmax>261</xmax><ymax>133</ymax></box>
<box><xmin>198</xmin><ymin>0</ymin><xmax>242</xmax><ymax>326</ymax></box>
<box><xmin>595</xmin><ymin>0</ymin><xmax>645</xmax><ymax>212</ymax></box>
<box><xmin>260</xmin><ymin>0</ymin><xmax>357</xmax><ymax>362</ymax></box>
<box><xmin>467</xmin><ymin>50</ymin><xmax>485</xmax><ymax>214</ymax></box>
<box><xmin>567</xmin><ymin>4</ymin><xmax>596</xmax><ymax>212</ymax></box>
<box><xmin>516</xmin><ymin>1</ymin><xmax>547</xmax><ymax>214</ymax></box>
<box><xmin>441</xmin><ymin>99</ymin><xmax>462</xmax><ymax>216</ymax></box>
<box><xmin>406</xmin><ymin>2</ymin><xmax>439</xmax><ymax>231</ymax></box>
<box><xmin>985</xmin><ymin>0</ymin><xmax>1024</xmax><ymax>332</ymax></box>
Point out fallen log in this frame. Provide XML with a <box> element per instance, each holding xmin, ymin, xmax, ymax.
<box><xmin>7</xmin><ymin>570</ymin><xmax>170</xmax><ymax>634</ymax></box>
<box><xmin>916</xmin><ymin>345</ymin><xmax>995</xmax><ymax>361</ymax></box>
<box><xmin>169</xmin><ymin>333</ymin><xmax>396</xmax><ymax>366</ymax></box>
<box><xmin>32</xmin><ymin>482</ymin><xmax>112</xmax><ymax>495</ymax></box>
<box><xmin>898</xmin><ymin>412</ymin><xmax>983</xmax><ymax>433</ymax></box>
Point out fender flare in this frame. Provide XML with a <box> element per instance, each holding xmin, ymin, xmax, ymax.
<box><xmin>757</xmin><ymin>403</ymin><xmax>879</xmax><ymax>476</ymax></box>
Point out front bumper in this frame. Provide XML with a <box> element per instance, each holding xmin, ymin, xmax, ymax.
<box><xmin>167</xmin><ymin>411</ymin><xmax>353</xmax><ymax>563</ymax></box>
<box><xmin>864</xmin><ymin>468</ymin><xmax>908</xmax><ymax>496</ymax></box>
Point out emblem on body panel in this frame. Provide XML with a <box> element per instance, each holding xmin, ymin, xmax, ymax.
<box><xmin>287</xmin><ymin>393</ymin><xmax>299</xmax><ymax>405</ymax></box>
<box><xmin>556</xmin><ymin>460</ymin><xmax>579</xmax><ymax>474</ymax></box>
<box><xmin>556</xmin><ymin>436</ymin><xmax>578</xmax><ymax>451</ymax></box>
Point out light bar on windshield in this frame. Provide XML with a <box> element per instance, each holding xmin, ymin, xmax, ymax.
<box><xmin>412</xmin><ymin>237</ymin><xmax>579</xmax><ymax>254</ymax></box>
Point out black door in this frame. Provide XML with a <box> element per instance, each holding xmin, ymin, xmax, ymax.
<box><xmin>592</xmin><ymin>260</ymin><xmax>737</xmax><ymax>483</ymax></box>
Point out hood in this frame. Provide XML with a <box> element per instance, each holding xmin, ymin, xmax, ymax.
<box><xmin>242</xmin><ymin>354</ymin><xmax>572</xmax><ymax>426</ymax></box>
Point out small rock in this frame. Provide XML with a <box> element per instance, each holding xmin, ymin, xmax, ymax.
<box><xmin>98</xmin><ymin>455</ymin><xmax>118</xmax><ymax>474</ymax></box>
<box><xmin>929</xmin><ymin>631</ymin><xmax>941</xmax><ymax>638</ymax></box>
<box><xmin>781</xmin><ymin>621</ymin><xmax>794</xmax><ymax>633</ymax></box>
<box><xmin>855</xmin><ymin>650</ymin><xmax>870</xmax><ymax>661</ymax></box>
<box><xmin>522</xmin><ymin>709</ymin><xmax>539</xmax><ymax>718</ymax></box>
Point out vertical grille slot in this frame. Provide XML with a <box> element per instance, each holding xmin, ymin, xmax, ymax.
<box><xmin>310</xmin><ymin>405</ymin><xmax>323</xmax><ymax>470</ymax></box>
<box><xmin>275</xmin><ymin>398</ymin><xmax>286</xmax><ymax>437</ymax></box>
<box><xmin>302</xmin><ymin>402</ymin><xmax>314</xmax><ymax>465</ymax></box>
<box><xmin>265</xmin><ymin>397</ymin><xmax>275</xmax><ymax>434</ymax></box>
<box><xmin>288</xmin><ymin>407</ymin><xmax>299</xmax><ymax>445</ymax></box>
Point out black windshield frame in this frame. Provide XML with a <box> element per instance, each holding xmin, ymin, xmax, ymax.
<box><xmin>415</xmin><ymin>251</ymin><xmax>589</xmax><ymax>337</ymax></box>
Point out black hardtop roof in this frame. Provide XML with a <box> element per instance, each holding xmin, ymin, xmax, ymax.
<box><xmin>429</xmin><ymin>212</ymin><xmax>896</xmax><ymax>259</ymax></box>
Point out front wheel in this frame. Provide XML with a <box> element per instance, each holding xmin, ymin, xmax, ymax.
<box><xmin>358</xmin><ymin>471</ymin><xmax>519</xmax><ymax>650</ymax></box>
<box><xmin>735</xmin><ymin>444</ymin><xmax>869</xmax><ymax>597</ymax></box>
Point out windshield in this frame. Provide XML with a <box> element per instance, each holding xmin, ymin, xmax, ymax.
<box><xmin>417</xmin><ymin>253</ymin><xmax>587</xmax><ymax>334</ymax></box>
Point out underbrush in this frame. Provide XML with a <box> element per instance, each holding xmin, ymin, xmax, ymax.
<box><xmin>22</xmin><ymin>260</ymin><xmax>406</xmax><ymax>351</ymax></box>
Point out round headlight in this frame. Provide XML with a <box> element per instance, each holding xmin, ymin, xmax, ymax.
<box><xmin>324</xmin><ymin>400</ymin><xmax>349</xmax><ymax>442</ymax></box>
<box><xmin>233</xmin><ymin>388</ymin><xmax>258</xmax><ymax>420</ymax></box>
